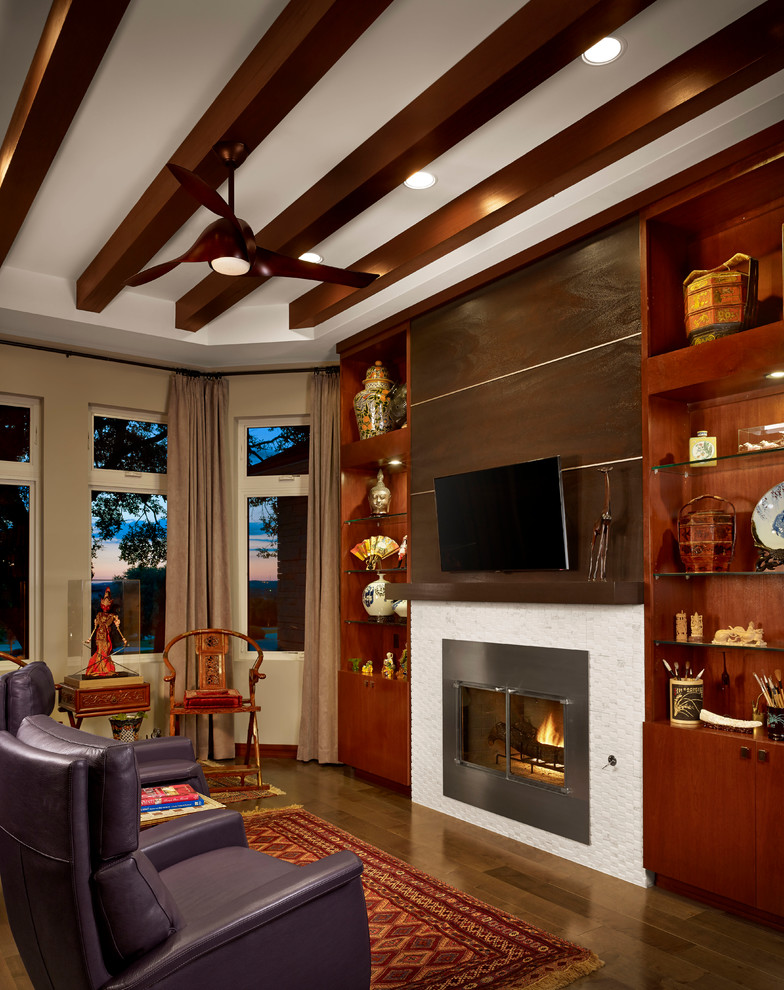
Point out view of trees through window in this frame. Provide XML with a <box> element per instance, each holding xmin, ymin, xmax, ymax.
<box><xmin>91</xmin><ymin>416</ymin><xmax>167</xmax><ymax>653</ymax></box>
<box><xmin>246</xmin><ymin>426</ymin><xmax>309</xmax><ymax>651</ymax></box>
<box><xmin>0</xmin><ymin>403</ymin><xmax>30</xmax><ymax>463</ymax></box>
<box><xmin>0</xmin><ymin>400</ymin><xmax>33</xmax><ymax>656</ymax></box>
<box><xmin>0</xmin><ymin>483</ymin><xmax>29</xmax><ymax>655</ymax></box>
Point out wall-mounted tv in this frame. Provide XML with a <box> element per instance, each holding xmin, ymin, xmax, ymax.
<box><xmin>434</xmin><ymin>455</ymin><xmax>569</xmax><ymax>572</ymax></box>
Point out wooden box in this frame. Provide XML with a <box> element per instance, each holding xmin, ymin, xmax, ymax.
<box><xmin>58</xmin><ymin>679</ymin><xmax>150</xmax><ymax>717</ymax></box>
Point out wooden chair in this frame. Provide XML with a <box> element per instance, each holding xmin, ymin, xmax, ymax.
<box><xmin>161</xmin><ymin>628</ymin><xmax>266</xmax><ymax>791</ymax></box>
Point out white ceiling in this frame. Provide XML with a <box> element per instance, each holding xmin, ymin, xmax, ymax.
<box><xmin>0</xmin><ymin>0</ymin><xmax>782</xmax><ymax>370</ymax></box>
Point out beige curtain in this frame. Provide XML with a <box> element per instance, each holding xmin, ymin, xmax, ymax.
<box><xmin>164</xmin><ymin>372</ymin><xmax>233</xmax><ymax>759</ymax></box>
<box><xmin>297</xmin><ymin>369</ymin><xmax>341</xmax><ymax>763</ymax></box>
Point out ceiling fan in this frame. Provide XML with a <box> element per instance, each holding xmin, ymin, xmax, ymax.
<box><xmin>125</xmin><ymin>141</ymin><xmax>379</xmax><ymax>290</ymax></box>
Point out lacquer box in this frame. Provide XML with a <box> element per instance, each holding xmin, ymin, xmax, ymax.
<box><xmin>683</xmin><ymin>253</ymin><xmax>757</xmax><ymax>345</ymax></box>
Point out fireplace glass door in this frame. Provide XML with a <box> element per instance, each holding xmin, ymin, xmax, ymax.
<box><xmin>458</xmin><ymin>684</ymin><xmax>566</xmax><ymax>790</ymax></box>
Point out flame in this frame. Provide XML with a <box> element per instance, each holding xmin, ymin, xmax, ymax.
<box><xmin>536</xmin><ymin>711</ymin><xmax>563</xmax><ymax>748</ymax></box>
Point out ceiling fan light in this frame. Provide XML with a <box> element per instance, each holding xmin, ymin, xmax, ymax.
<box><xmin>210</xmin><ymin>256</ymin><xmax>251</xmax><ymax>276</ymax></box>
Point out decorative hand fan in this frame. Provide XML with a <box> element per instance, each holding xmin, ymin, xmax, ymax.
<box><xmin>350</xmin><ymin>535</ymin><xmax>399</xmax><ymax>570</ymax></box>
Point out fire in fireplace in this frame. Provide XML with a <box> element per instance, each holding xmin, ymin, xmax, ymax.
<box><xmin>443</xmin><ymin>640</ymin><xmax>589</xmax><ymax>843</ymax></box>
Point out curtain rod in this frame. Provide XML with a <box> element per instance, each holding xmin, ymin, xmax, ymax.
<box><xmin>0</xmin><ymin>337</ymin><xmax>337</xmax><ymax>376</ymax></box>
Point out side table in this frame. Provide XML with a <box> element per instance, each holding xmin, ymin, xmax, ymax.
<box><xmin>57</xmin><ymin>676</ymin><xmax>150</xmax><ymax>728</ymax></box>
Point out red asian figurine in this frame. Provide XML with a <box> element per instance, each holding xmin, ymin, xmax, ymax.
<box><xmin>85</xmin><ymin>587</ymin><xmax>128</xmax><ymax>675</ymax></box>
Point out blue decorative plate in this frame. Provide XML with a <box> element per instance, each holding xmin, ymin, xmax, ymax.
<box><xmin>751</xmin><ymin>481</ymin><xmax>784</xmax><ymax>548</ymax></box>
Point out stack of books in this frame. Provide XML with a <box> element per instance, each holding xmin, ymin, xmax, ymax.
<box><xmin>140</xmin><ymin>784</ymin><xmax>204</xmax><ymax>812</ymax></box>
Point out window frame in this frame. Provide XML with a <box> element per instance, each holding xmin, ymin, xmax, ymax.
<box><xmin>237</xmin><ymin>416</ymin><xmax>309</xmax><ymax>660</ymax></box>
<box><xmin>0</xmin><ymin>394</ymin><xmax>41</xmax><ymax>663</ymax></box>
<box><xmin>89</xmin><ymin>407</ymin><xmax>168</xmax><ymax>661</ymax></box>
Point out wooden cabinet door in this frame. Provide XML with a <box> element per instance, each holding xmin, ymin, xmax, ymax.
<box><xmin>643</xmin><ymin>722</ymin><xmax>756</xmax><ymax>905</ymax></box>
<box><xmin>755</xmin><ymin>740</ymin><xmax>784</xmax><ymax>916</ymax></box>
<box><xmin>338</xmin><ymin>671</ymin><xmax>410</xmax><ymax>786</ymax></box>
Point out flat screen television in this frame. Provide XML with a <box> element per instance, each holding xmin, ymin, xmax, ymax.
<box><xmin>434</xmin><ymin>455</ymin><xmax>569</xmax><ymax>572</ymax></box>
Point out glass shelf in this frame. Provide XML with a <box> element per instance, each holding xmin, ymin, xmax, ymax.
<box><xmin>344</xmin><ymin>568</ymin><xmax>406</xmax><ymax>574</ymax></box>
<box><xmin>652</xmin><ymin>446</ymin><xmax>784</xmax><ymax>477</ymax></box>
<box><xmin>344</xmin><ymin>619</ymin><xmax>407</xmax><ymax>627</ymax></box>
<box><xmin>654</xmin><ymin>638</ymin><xmax>784</xmax><ymax>653</ymax></box>
<box><xmin>343</xmin><ymin>511</ymin><xmax>406</xmax><ymax>524</ymax></box>
<box><xmin>654</xmin><ymin>570</ymin><xmax>783</xmax><ymax>578</ymax></box>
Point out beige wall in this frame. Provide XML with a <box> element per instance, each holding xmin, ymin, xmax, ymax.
<box><xmin>0</xmin><ymin>342</ymin><xmax>311</xmax><ymax>746</ymax></box>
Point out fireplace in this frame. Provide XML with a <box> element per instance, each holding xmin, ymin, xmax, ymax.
<box><xmin>442</xmin><ymin>639</ymin><xmax>589</xmax><ymax>843</ymax></box>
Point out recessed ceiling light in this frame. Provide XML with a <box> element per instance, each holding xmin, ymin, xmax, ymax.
<box><xmin>581</xmin><ymin>36</ymin><xmax>625</xmax><ymax>65</ymax></box>
<box><xmin>404</xmin><ymin>171</ymin><xmax>436</xmax><ymax>189</ymax></box>
<box><xmin>765</xmin><ymin>371</ymin><xmax>784</xmax><ymax>379</ymax></box>
<box><xmin>298</xmin><ymin>252</ymin><xmax>323</xmax><ymax>264</ymax></box>
<box><xmin>387</xmin><ymin>458</ymin><xmax>403</xmax><ymax>466</ymax></box>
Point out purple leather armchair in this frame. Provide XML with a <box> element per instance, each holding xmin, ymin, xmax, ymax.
<box><xmin>0</xmin><ymin>715</ymin><xmax>371</xmax><ymax>990</ymax></box>
<box><xmin>0</xmin><ymin>659</ymin><xmax>208</xmax><ymax>794</ymax></box>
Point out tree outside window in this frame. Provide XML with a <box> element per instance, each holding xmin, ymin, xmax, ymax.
<box><xmin>91</xmin><ymin>414</ymin><xmax>167</xmax><ymax>653</ymax></box>
<box><xmin>0</xmin><ymin>398</ymin><xmax>38</xmax><ymax>657</ymax></box>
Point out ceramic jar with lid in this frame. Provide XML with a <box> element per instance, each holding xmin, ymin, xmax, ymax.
<box><xmin>353</xmin><ymin>361</ymin><xmax>396</xmax><ymax>439</ymax></box>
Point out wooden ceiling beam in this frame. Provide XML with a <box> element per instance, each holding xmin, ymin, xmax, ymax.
<box><xmin>75</xmin><ymin>0</ymin><xmax>394</xmax><ymax>314</ymax></box>
<box><xmin>174</xmin><ymin>0</ymin><xmax>657</xmax><ymax>332</ymax></box>
<box><xmin>0</xmin><ymin>0</ymin><xmax>131</xmax><ymax>268</ymax></box>
<box><xmin>289</xmin><ymin>0</ymin><xmax>784</xmax><ymax>329</ymax></box>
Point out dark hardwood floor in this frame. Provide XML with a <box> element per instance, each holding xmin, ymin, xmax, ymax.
<box><xmin>3</xmin><ymin>757</ymin><xmax>784</xmax><ymax>989</ymax></box>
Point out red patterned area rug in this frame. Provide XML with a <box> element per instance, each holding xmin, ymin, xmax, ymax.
<box><xmin>243</xmin><ymin>808</ymin><xmax>602</xmax><ymax>990</ymax></box>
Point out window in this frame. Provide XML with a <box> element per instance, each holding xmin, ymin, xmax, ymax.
<box><xmin>90</xmin><ymin>410</ymin><xmax>167</xmax><ymax>654</ymax></box>
<box><xmin>239</xmin><ymin>421</ymin><xmax>309</xmax><ymax>652</ymax></box>
<box><xmin>0</xmin><ymin>396</ymin><xmax>40</xmax><ymax>658</ymax></box>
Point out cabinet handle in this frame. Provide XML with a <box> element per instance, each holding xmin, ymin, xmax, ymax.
<box><xmin>740</xmin><ymin>746</ymin><xmax>751</xmax><ymax>759</ymax></box>
<box><xmin>758</xmin><ymin>749</ymin><xmax>769</xmax><ymax>763</ymax></box>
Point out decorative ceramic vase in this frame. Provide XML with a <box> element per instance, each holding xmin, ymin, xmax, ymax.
<box><xmin>108</xmin><ymin>714</ymin><xmax>144</xmax><ymax>742</ymax></box>
<box><xmin>353</xmin><ymin>361</ymin><xmax>396</xmax><ymax>439</ymax></box>
<box><xmin>362</xmin><ymin>572</ymin><xmax>395</xmax><ymax>622</ymax></box>
<box><xmin>392</xmin><ymin>599</ymin><xmax>407</xmax><ymax>619</ymax></box>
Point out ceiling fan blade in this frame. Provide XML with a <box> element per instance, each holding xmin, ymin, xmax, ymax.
<box><xmin>167</xmin><ymin>163</ymin><xmax>235</xmax><ymax>221</ymax></box>
<box><xmin>125</xmin><ymin>219</ymin><xmax>248</xmax><ymax>286</ymax></box>
<box><xmin>247</xmin><ymin>247</ymin><xmax>378</xmax><ymax>288</ymax></box>
<box><xmin>168</xmin><ymin>163</ymin><xmax>255</xmax><ymax>264</ymax></box>
<box><xmin>125</xmin><ymin>258</ymin><xmax>184</xmax><ymax>287</ymax></box>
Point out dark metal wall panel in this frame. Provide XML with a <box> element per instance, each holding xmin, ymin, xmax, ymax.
<box><xmin>408</xmin><ymin>217</ymin><xmax>643</xmax><ymax>588</ymax></box>
<box><xmin>411</xmin><ymin>219</ymin><xmax>641</xmax><ymax>403</ymax></box>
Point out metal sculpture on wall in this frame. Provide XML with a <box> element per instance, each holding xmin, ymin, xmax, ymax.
<box><xmin>588</xmin><ymin>466</ymin><xmax>612</xmax><ymax>582</ymax></box>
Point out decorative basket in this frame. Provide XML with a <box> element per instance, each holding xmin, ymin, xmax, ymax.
<box><xmin>678</xmin><ymin>494</ymin><xmax>735</xmax><ymax>572</ymax></box>
<box><xmin>683</xmin><ymin>253</ymin><xmax>757</xmax><ymax>346</ymax></box>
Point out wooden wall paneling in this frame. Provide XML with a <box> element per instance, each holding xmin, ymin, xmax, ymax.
<box><xmin>410</xmin><ymin>335</ymin><xmax>641</xmax><ymax>493</ymax></box>
<box><xmin>410</xmin><ymin>219</ymin><xmax>641</xmax><ymax>403</ymax></box>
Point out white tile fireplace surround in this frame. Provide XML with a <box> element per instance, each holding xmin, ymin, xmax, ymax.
<box><xmin>409</xmin><ymin>600</ymin><xmax>649</xmax><ymax>887</ymax></box>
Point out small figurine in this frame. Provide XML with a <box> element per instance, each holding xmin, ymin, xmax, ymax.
<box><xmin>382</xmin><ymin>652</ymin><xmax>395</xmax><ymax>679</ymax></box>
<box><xmin>397</xmin><ymin>647</ymin><xmax>408</xmax><ymax>681</ymax></box>
<box><xmin>368</xmin><ymin>470</ymin><xmax>391</xmax><ymax>516</ymax></box>
<box><xmin>84</xmin><ymin>587</ymin><xmax>127</xmax><ymax>676</ymax></box>
<box><xmin>712</xmin><ymin>621</ymin><xmax>766</xmax><ymax>647</ymax></box>
<box><xmin>689</xmin><ymin>612</ymin><xmax>703</xmax><ymax>642</ymax></box>
<box><xmin>675</xmin><ymin>610</ymin><xmax>687</xmax><ymax>642</ymax></box>
<box><xmin>397</xmin><ymin>534</ymin><xmax>408</xmax><ymax>569</ymax></box>
<box><xmin>361</xmin><ymin>659</ymin><xmax>374</xmax><ymax>675</ymax></box>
